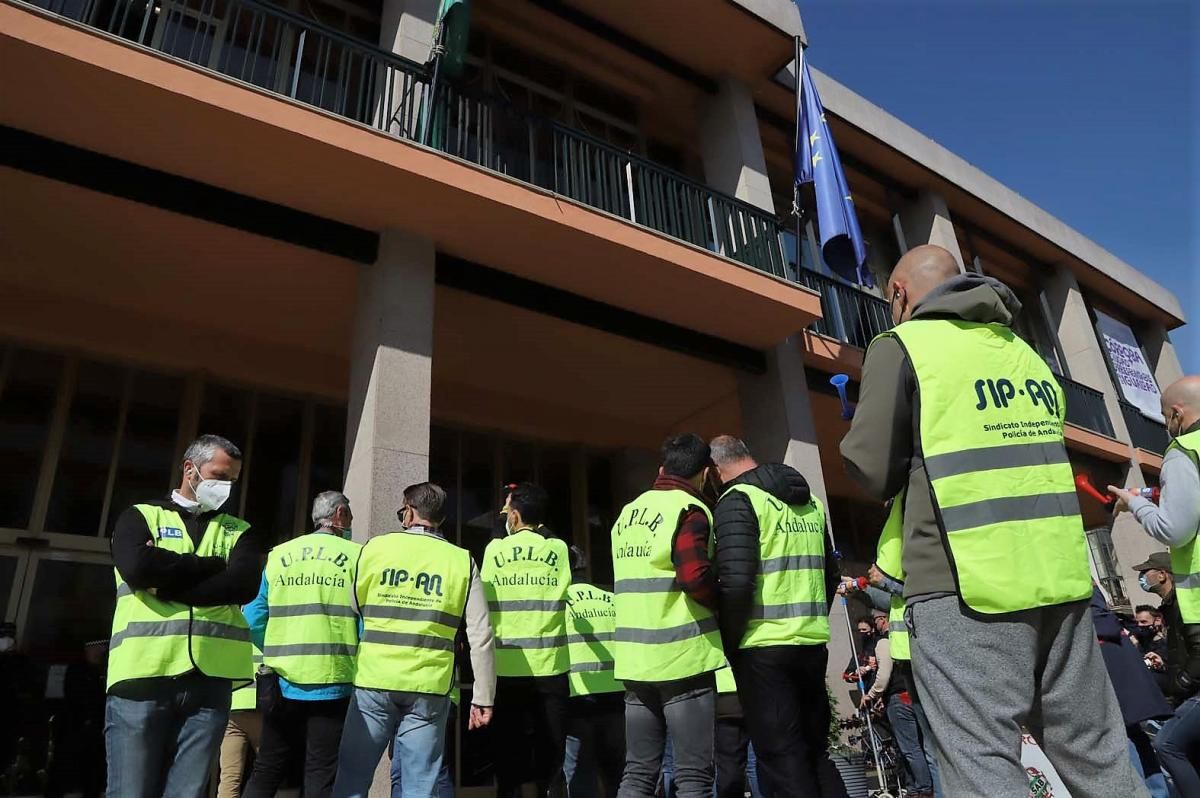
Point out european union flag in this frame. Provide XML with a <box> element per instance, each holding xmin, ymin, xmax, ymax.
<box><xmin>795</xmin><ymin>50</ymin><xmax>870</xmax><ymax>286</ymax></box>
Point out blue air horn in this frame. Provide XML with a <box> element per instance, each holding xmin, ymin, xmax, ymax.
<box><xmin>830</xmin><ymin>373</ymin><xmax>854</xmax><ymax>420</ymax></box>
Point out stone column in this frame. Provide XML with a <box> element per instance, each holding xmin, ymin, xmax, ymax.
<box><xmin>343</xmin><ymin>231</ymin><xmax>435</xmax><ymax>798</ymax></box>
<box><xmin>344</xmin><ymin>230</ymin><xmax>435</xmax><ymax>542</ymax></box>
<box><xmin>897</xmin><ymin>189</ymin><xmax>965</xmax><ymax>271</ymax></box>
<box><xmin>377</xmin><ymin>0</ymin><xmax>439</xmax><ymax>136</ymax></box>
<box><xmin>1139</xmin><ymin>322</ymin><xmax>1186</xmax><ymax>388</ymax></box>
<box><xmin>699</xmin><ymin>74</ymin><xmax>854</xmax><ymax>714</ymax></box>
<box><xmin>380</xmin><ymin>0</ymin><xmax>438</xmax><ymax>61</ymax></box>
<box><xmin>699</xmin><ymin>76</ymin><xmax>776</xmax><ymax>216</ymax></box>
<box><xmin>1042</xmin><ymin>264</ymin><xmax>1156</xmax><ymax>596</ymax></box>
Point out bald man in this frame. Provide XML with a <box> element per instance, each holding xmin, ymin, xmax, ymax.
<box><xmin>1111</xmin><ymin>377</ymin><xmax>1200</xmax><ymax>793</ymax></box>
<box><xmin>841</xmin><ymin>246</ymin><xmax>1145</xmax><ymax>797</ymax></box>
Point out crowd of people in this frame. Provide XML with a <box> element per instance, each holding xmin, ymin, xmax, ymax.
<box><xmin>93</xmin><ymin>243</ymin><xmax>1200</xmax><ymax>798</ymax></box>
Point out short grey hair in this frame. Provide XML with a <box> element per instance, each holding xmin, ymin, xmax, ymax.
<box><xmin>183</xmin><ymin>434</ymin><xmax>242</xmax><ymax>468</ymax></box>
<box><xmin>709</xmin><ymin>435</ymin><xmax>752</xmax><ymax>466</ymax></box>
<box><xmin>312</xmin><ymin>491</ymin><xmax>350</xmax><ymax>527</ymax></box>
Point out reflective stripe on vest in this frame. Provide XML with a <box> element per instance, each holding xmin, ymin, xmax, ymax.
<box><xmin>481</xmin><ymin>529</ymin><xmax>571</xmax><ymax>677</ymax></box>
<box><xmin>875</xmin><ymin>492</ymin><xmax>909</xmax><ymax>660</ymax></box>
<box><xmin>565</xmin><ymin>583</ymin><xmax>623</xmax><ymax>697</ymax></box>
<box><xmin>262</xmin><ymin>532</ymin><xmax>362</xmax><ymax>686</ymax></box>
<box><xmin>354</xmin><ymin>531</ymin><xmax>472</xmax><ymax>694</ymax></box>
<box><xmin>231</xmin><ymin>644</ymin><xmax>263</xmax><ymax>711</ymax></box>
<box><xmin>884</xmin><ymin>319</ymin><xmax>1092</xmax><ymax>614</ymax></box>
<box><xmin>1168</xmin><ymin>432</ymin><xmax>1200</xmax><ymax>623</ymax></box>
<box><xmin>721</xmin><ymin>485</ymin><xmax>830</xmax><ymax>649</ymax></box>
<box><xmin>611</xmin><ymin>489</ymin><xmax>724</xmax><ymax>682</ymax></box>
<box><xmin>107</xmin><ymin>505</ymin><xmax>251</xmax><ymax>690</ymax></box>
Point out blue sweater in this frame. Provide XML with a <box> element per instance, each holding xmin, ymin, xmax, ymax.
<box><xmin>243</xmin><ymin>573</ymin><xmax>359</xmax><ymax>700</ymax></box>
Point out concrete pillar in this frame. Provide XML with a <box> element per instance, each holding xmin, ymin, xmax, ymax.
<box><xmin>697</xmin><ymin>74</ymin><xmax>854</xmax><ymax>715</ymax></box>
<box><xmin>1043</xmin><ymin>265</ymin><xmax>1132</xmax><ymax>445</ymax></box>
<box><xmin>380</xmin><ymin>0</ymin><xmax>438</xmax><ymax>62</ymax></box>
<box><xmin>735</xmin><ymin>341</ymin><xmax>855</xmax><ymax>714</ymax></box>
<box><xmin>376</xmin><ymin>0</ymin><xmax>438</xmax><ymax>136</ymax></box>
<box><xmin>344</xmin><ymin>230</ymin><xmax>435</xmax><ymax>543</ymax></box>
<box><xmin>1139</xmin><ymin>322</ymin><xmax>1186</xmax><ymax>388</ymax></box>
<box><xmin>898</xmin><ymin>190</ymin><xmax>965</xmax><ymax>271</ymax></box>
<box><xmin>699</xmin><ymin>76</ymin><xmax>776</xmax><ymax>214</ymax></box>
<box><xmin>1042</xmin><ymin>264</ymin><xmax>1157</xmax><ymax>595</ymax></box>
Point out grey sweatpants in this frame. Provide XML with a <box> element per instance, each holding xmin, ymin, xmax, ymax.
<box><xmin>909</xmin><ymin>595</ymin><xmax>1147</xmax><ymax>798</ymax></box>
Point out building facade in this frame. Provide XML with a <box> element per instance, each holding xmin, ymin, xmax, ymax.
<box><xmin>0</xmin><ymin>0</ymin><xmax>1186</xmax><ymax>791</ymax></box>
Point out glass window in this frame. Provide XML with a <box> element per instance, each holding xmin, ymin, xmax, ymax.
<box><xmin>430</xmin><ymin>426</ymin><xmax>460</xmax><ymax>544</ymax></box>
<box><xmin>1013</xmin><ymin>291</ymin><xmax>1063</xmax><ymax>375</ymax></box>
<box><xmin>197</xmin><ymin>382</ymin><xmax>254</xmax><ymax>513</ymax></box>
<box><xmin>539</xmin><ymin>445</ymin><xmax>573</xmax><ymax>544</ymax></box>
<box><xmin>0</xmin><ymin>348</ymin><xmax>64</xmax><ymax>530</ymax></box>
<box><xmin>0</xmin><ymin>554</ymin><xmax>19</xmax><ymax>620</ymax></box>
<box><xmin>45</xmin><ymin>361</ymin><xmax>126</xmax><ymax>536</ymax></box>
<box><xmin>23</xmin><ymin>558</ymin><xmax>116</xmax><ymax>656</ymax></box>
<box><xmin>1086</xmin><ymin>527</ymin><xmax>1128</xmax><ymax>610</ymax></box>
<box><xmin>460</xmin><ymin>431</ymin><xmax>497</xmax><ymax>568</ymax></box>
<box><xmin>198</xmin><ymin>382</ymin><xmax>254</xmax><ymax>454</ymax></box>
<box><xmin>502</xmin><ymin>439</ymin><xmax>536</xmax><ymax>488</ymax></box>
<box><xmin>243</xmin><ymin>395</ymin><xmax>305</xmax><ymax>545</ymax></box>
<box><xmin>306</xmin><ymin>403</ymin><xmax>348</xmax><ymax>532</ymax></box>
<box><xmin>586</xmin><ymin>454</ymin><xmax>615</xmax><ymax>587</ymax></box>
<box><xmin>107</xmin><ymin>371</ymin><xmax>184</xmax><ymax>528</ymax></box>
<box><xmin>572</xmin><ymin>74</ymin><xmax>637</xmax><ymax>126</ymax></box>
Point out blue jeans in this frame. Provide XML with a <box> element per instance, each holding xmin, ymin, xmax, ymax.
<box><xmin>104</xmin><ymin>677</ymin><xmax>231</xmax><ymax>798</ymax></box>
<box><xmin>911</xmin><ymin>700</ymin><xmax>943</xmax><ymax>798</ymax></box>
<box><xmin>332</xmin><ymin>688</ymin><xmax>450</xmax><ymax>798</ymax></box>
<box><xmin>391</xmin><ymin>705</ymin><xmax>455</xmax><ymax>798</ymax></box>
<box><xmin>1152</xmin><ymin>697</ymin><xmax>1200</xmax><ymax>798</ymax></box>
<box><xmin>392</xmin><ymin>756</ymin><xmax>454</xmax><ymax>798</ymax></box>
<box><xmin>1128</xmin><ymin>728</ymin><xmax>1170</xmax><ymax>798</ymax></box>
<box><xmin>886</xmin><ymin>694</ymin><xmax>932</xmax><ymax>794</ymax></box>
<box><xmin>565</xmin><ymin>734</ymin><xmax>598</xmax><ymax>798</ymax></box>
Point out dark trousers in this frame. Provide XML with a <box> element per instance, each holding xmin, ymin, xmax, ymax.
<box><xmin>243</xmin><ymin>695</ymin><xmax>349</xmax><ymax>798</ymax></box>
<box><xmin>732</xmin><ymin>645</ymin><xmax>849</xmax><ymax>798</ymax></box>
<box><xmin>566</xmin><ymin>695</ymin><xmax>626</xmax><ymax>798</ymax></box>
<box><xmin>714</xmin><ymin>712</ymin><xmax>750</xmax><ymax>798</ymax></box>
<box><xmin>493</xmin><ymin>674</ymin><xmax>569</xmax><ymax>798</ymax></box>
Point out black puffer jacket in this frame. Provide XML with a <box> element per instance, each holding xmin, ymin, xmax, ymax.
<box><xmin>1161</xmin><ymin>591</ymin><xmax>1200</xmax><ymax>704</ymax></box>
<box><xmin>713</xmin><ymin>463</ymin><xmax>840</xmax><ymax>651</ymax></box>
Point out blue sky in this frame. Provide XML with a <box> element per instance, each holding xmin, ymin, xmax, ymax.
<box><xmin>798</xmin><ymin>0</ymin><xmax>1198</xmax><ymax>375</ymax></box>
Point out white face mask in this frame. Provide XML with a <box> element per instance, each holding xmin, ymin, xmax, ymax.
<box><xmin>190</xmin><ymin>468</ymin><xmax>232</xmax><ymax>512</ymax></box>
<box><xmin>0</xmin><ymin>637</ymin><xmax>14</xmax><ymax>653</ymax></box>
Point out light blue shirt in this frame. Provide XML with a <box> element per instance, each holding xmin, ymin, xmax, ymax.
<box><xmin>244</xmin><ymin>573</ymin><xmax>360</xmax><ymax>701</ymax></box>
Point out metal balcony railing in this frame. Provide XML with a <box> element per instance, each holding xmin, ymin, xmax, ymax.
<box><xmin>1120</xmin><ymin>400</ymin><xmax>1169</xmax><ymax>455</ymax></box>
<box><xmin>796</xmin><ymin>268</ymin><xmax>892</xmax><ymax>349</ymax></box>
<box><xmin>1057</xmin><ymin>376</ymin><xmax>1116</xmax><ymax>438</ymax></box>
<box><xmin>26</xmin><ymin>0</ymin><xmax>789</xmax><ymax>280</ymax></box>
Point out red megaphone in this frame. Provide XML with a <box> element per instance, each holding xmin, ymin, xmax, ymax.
<box><xmin>1075</xmin><ymin>473</ymin><xmax>1117</xmax><ymax>512</ymax></box>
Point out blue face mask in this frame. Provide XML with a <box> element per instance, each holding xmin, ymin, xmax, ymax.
<box><xmin>1139</xmin><ymin>574</ymin><xmax>1153</xmax><ymax>593</ymax></box>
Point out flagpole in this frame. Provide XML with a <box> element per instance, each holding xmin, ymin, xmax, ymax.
<box><xmin>793</xmin><ymin>35</ymin><xmax>804</xmax><ymax>278</ymax></box>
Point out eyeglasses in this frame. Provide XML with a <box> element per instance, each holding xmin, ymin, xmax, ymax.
<box><xmin>396</xmin><ymin>506</ymin><xmax>412</xmax><ymax>522</ymax></box>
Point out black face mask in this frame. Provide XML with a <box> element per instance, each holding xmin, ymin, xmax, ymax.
<box><xmin>1132</xmin><ymin>625</ymin><xmax>1157</xmax><ymax>643</ymax></box>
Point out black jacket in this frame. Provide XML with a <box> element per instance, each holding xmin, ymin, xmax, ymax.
<box><xmin>1090</xmin><ymin>588</ymin><xmax>1171</xmax><ymax>725</ymax></box>
<box><xmin>713</xmin><ymin>463</ymin><xmax>840</xmax><ymax>651</ymax></box>
<box><xmin>109</xmin><ymin>497</ymin><xmax>264</xmax><ymax>606</ymax></box>
<box><xmin>1161</xmin><ymin>590</ymin><xmax>1200</xmax><ymax>703</ymax></box>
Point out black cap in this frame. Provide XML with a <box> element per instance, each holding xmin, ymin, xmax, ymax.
<box><xmin>1132</xmin><ymin>551</ymin><xmax>1172</xmax><ymax>574</ymax></box>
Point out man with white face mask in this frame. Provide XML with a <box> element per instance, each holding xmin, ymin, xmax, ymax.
<box><xmin>106</xmin><ymin>434</ymin><xmax>265</xmax><ymax>798</ymax></box>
